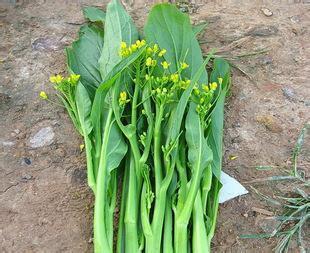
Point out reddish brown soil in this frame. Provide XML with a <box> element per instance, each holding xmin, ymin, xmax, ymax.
<box><xmin>0</xmin><ymin>1</ymin><xmax>309</xmax><ymax>252</ymax></box>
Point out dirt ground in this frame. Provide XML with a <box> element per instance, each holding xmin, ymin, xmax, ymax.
<box><xmin>0</xmin><ymin>0</ymin><xmax>309</xmax><ymax>252</ymax></box>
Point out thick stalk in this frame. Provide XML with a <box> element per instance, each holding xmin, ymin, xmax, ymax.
<box><xmin>141</xmin><ymin>183</ymin><xmax>155</xmax><ymax>253</ymax></box>
<box><xmin>154</xmin><ymin>103</ymin><xmax>164</xmax><ymax>197</ymax></box>
<box><xmin>201</xmin><ymin>165</ymin><xmax>212</xmax><ymax>211</ymax></box>
<box><xmin>106</xmin><ymin>170</ymin><xmax>117</xmax><ymax>249</ymax></box>
<box><xmin>163</xmin><ymin>194</ymin><xmax>174</xmax><ymax>253</ymax></box>
<box><xmin>130</xmin><ymin>82</ymin><xmax>142</xmax><ymax>187</ymax></box>
<box><xmin>147</xmin><ymin>160</ymin><xmax>175</xmax><ymax>252</ymax></box>
<box><xmin>84</xmin><ymin>135</ymin><xmax>96</xmax><ymax>193</ymax></box>
<box><xmin>146</xmin><ymin>188</ymin><xmax>166</xmax><ymax>253</ymax></box>
<box><xmin>175</xmin><ymin>160</ymin><xmax>209</xmax><ymax>253</ymax></box>
<box><xmin>94</xmin><ymin>109</ymin><xmax>113</xmax><ymax>253</ymax></box>
<box><xmin>208</xmin><ymin>178</ymin><xmax>221</xmax><ymax>239</ymax></box>
<box><xmin>124</xmin><ymin>152</ymin><xmax>139</xmax><ymax>253</ymax></box>
<box><xmin>117</xmin><ymin>165</ymin><xmax>128</xmax><ymax>253</ymax></box>
<box><xmin>175</xmin><ymin>223</ymin><xmax>188</xmax><ymax>253</ymax></box>
<box><xmin>192</xmin><ymin>190</ymin><xmax>209</xmax><ymax>253</ymax></box>
<box><xmin>124</xmin><ymin>82</ymin><xmax>143</xmax><ymax>252</ymax></box>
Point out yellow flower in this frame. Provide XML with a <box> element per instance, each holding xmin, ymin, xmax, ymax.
<box><xmin>119</xmin><ymin>91</ymin><xmax>129</xmax><ymax>106</ymax></box>
<box><xmin>158</xmin><ymin>49</ymin><xmax>166</xmax><ymax>57</ymax></box>
<box><xmin>140</xmin><ymin>40</ymin><xmax>146</xmax><ymax>47</ymax></box>
<box><xmin>69</xmin><ymin>74</ymin><xmax>80</xmax><ymax>84</ymax></box>
<box><xmin>162</xmin><ymin>76</ymin><xmax>169</xmax><ymax>83</ymax></box>
<box><xmin>218</xmin><ymin>77</ymin><xmax>223</xmax><ymax>85</ymax></box>
<box><xmin>120</xmin><ymin>41</ymin><xmax>127</xmax><ymax>49</ymax></box>
<box><xmin>131</xmin><ymin>44</ymin><xmax>138</xmax><ymax>52</ymax></box>
<box><xmin>153</xmin><ymin>44</ymin><xmax>159</xmax><ymax>53</ymax></box>
<box><xmin>193</xmin><ymin>87</ymin><xmax>200</xmax><ymax>95</ymax></box>
<box><xmin>180</xmin><ymin>79</ymin><xmax>191</xmax><ymax>89</ymax></box>
<box><xmin>39</xmin><ymin>91</ymin><xmax>48</xmax><ymax>100</ymax></box>
<box><xmin>180</xmin><ymin>62</ymin><xmax>189</xmax><ymax>70</ymax></box>
<box><xmin>50</xmin><ymin>74</ymin><xmax>63</xmax><ymax>84</ymax></box>
<box><xmin>146</xmin><ymin>47</ymin><xmax>153</xmax><ymax>55</ymax></box>
<box><xmin>146</xmin><ymin>57</ymin><xmax>153</xmax><ymax>67</ymax></box>
<box><xmin>79</xmin><ymin>144</ymin><xmax>85</xmax><ymax>152</ymax></box>
<box><xmin>180</xmin><ymin>81</ymin><xmax>186</xmax><ymax>89</ymax></box>
<box><xmin>121</xmin><ymin>48</ymin><xmax>130</xmax><ymax>57</ymax></box>
<box><xmin>135</xmin><ymin>40</ymin><xmax>141</xmax><ymax>47</ymax></box>
<box><xmin>161</xmin><ymin>61</ymin><xmax>170</xmax><ymax>69</ymax></box>
<box><xmin>170</xmin><ymin>73</ymin><xmax>179</xmax><ymax>83</ymax></box>
<box><xmin>203</xmin><ymin>84</ymin><xmax>209</xmax><ymax>92</ymax></box>
<box><xmin>151</xmin><ymin>59</ymin><xmax>157</xmax><ymax>67</ymax></box>
<box><xmin>120</xmin><ymin>91</ymin><xmax>127</xmax><ymax>100</ymax></box>
<box><xmin>210</xmin><ymin>82</ymin><xmax>218</xmax><ymax>90</ymax></box>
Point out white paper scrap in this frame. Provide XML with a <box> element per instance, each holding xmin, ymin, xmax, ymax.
<box><xmin>219</xmin><ymin>171</ymin><xmax>248</xmax><ymax>203</ymax></box>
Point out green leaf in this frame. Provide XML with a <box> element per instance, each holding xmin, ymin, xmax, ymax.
<box><xmin>210</xmin><ymin>58</ymin><xmax>230</xmax><ymax>90</ymax></box>
<box><xmin>99</xmin><ymin>0</ymin><xmax>139</xmax><ymax>79</ymax></box>
<box><xmin>83</xmin><ymin>6</ymin><xmax>106</xmax><ymax>23</ymax></box>
<box><xmin>176</xmin><ymin>103</ymin><xmax>212</xmax><ymax>224</ymax></box>
<box><xmin>91</xmin><ymin>44</ymin><xmax>145</xmax><ymax>137</ymax></box>
<box><xmin>145</xmin><ymin>3</ymin><xmax>191</xmax><ymax>73</ymax></box>
<box><xmin>76</xmin><ymin>82</ymin><xmax>93</xmax><ymax>135</ymax></box>
<box><xmin>167</xmin><ymin>53</ymin><xmax>213</xmax><ymax>145</ymax></box>
<box><xmin>144</xmin><ymin>3</ymin><xmax>207</xmax><ymax>83</ymax></box>
<box><xmin>106</xmin><ymin>121</ymin><xmax>128</xmax><ymax>173</ymax></box>
<box><xmin>66</xmin><ymin>24</ymin><xmax>104</xmax><ymax>99</ymax></box>
<box><xmin>207</xmin><ymin>58</ymin><xmax>230</xmax><ymax>179</ymax></box>
<box><xmin>98</xmin><ymin>45</ymin><xmax>146</xmax><ymax>91</ymax></box>
<box><xmin>75</xmin><ymin>82</ymin><xmax>96</xmax><ymax>191</ymax></box>
<box><xmin>186</xmin><ymin>103</ymin><xmax>212</xmax><ymax>172</ymax></box>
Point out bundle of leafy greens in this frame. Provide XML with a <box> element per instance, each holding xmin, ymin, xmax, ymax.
<box><xmin>45</xmin><ymin>1</ymin><xmax>230</xmax><ymax>252</ymax></box>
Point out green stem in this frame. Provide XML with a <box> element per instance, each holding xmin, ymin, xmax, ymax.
<box><xmin>117</xmin><ymin>165</ymin><xmax>128</xmax><ymax>253</ymax></box>
<box><xmin>84</xmin><ymin>135</ymin><xmax>96</xmax><ymax>193</ymax></box>
<box><xmin>154</xmin><ymin>103</ymin><xmax>164</xmax><ymax>197</ymax></box>
<box><xmin>106</xmin><ymin>170</ymin><xmax>117</xmax><ymax>249</ymax></box>
<box><xmin>130</xmin><ymin>81</ymin><xmax>142</xmax><ymax>186</ymax></box>
<box><xmin>148</xmin><ymin>162</ymin><xmax>175</xmax><ymax>252</ymax></box>
<box><xmin>142</xmin><ymin>183</ymin><xmax>155</xmax><ymax>253</ymax></box>
<box><xmin>192</xmin><ymin>190</ymin><xmax>210</xmax><ymax>253</ymax></box>
<box><xmin>201</xmin><ymin>165</ymin><xmax>212</xmax><ymax>212</ymax></box>
<box><xmin>94</xmin><ymin>108</ymin><xmax>113</xmax><ymax>253</ymax></box>
<box><xmin>163</xmin><ymin>193</ymin><xmax>174</xmax><ymax>253</ymax></box>
<box><xmin>208</xmin><ymin>178</ymin><xmax>221</xmax><ymax>239</ymax></box>
<box><xmin>124</xmin><ymin>152</ymin><xmax>139</xmax><ymax>253</ymax></box>
<box><xmin>175</xmin><ymin>159</ymin><xmax>209</xmax><ymax>253</ymax></box>
<box><xmin>179</xmin><ymin>164</ymin><xmax>204</xmax><ymax>223</ymax></box>
<box><xmin>175</xmin><ymin>222</ymin><xmax>188</xmax><ymax>253</ymax></box>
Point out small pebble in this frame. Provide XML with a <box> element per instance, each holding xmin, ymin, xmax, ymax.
<box><xmin>1</xmin><ymin>141</ymin><xmax>15</xmax><ymax>147</ymax></box>
<box><xmin>290</xmin><ymin>15</ymin><xmax>300</xmax><ymax>23</ymax></box>
<box><xmin>29</xmin><ymin>126</ymin><xmax>55</xmax><ymax>148</ymax></box>
<box><xmin>21</xmin><ymin>174</ymin><xmax>33</xmax><ymax>180</ymax></box>
<box><xmin>282</xmin><ymin>87</ymin><xmax>295</xmax><ymax>101</ymax></box>
<box><xmin>247</xmin><ymin>25</ymin><xmax>278</xmax><ymax>37</ymax></box>
<box><xmin>261</xmin><ymin>7</ymin><xmax>273</xmax><ymax>17</ymax></box>
<box><xmin>22</xmin><ymin>157</ymin><xmax>32</xmax><ymax>165</ymax></box>
<box><xmin>14</xmin><ymin>129</ymin><xmax>21</xmax><ymax>134</ymax></box>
